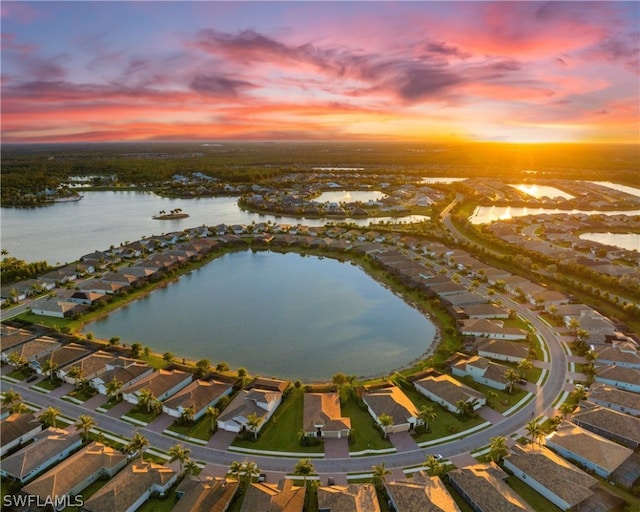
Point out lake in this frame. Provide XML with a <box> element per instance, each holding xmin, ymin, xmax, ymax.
<box><xmin>579</xmin><ymin>233</ymin><xmax>640</xmax><ymax>252</ymax></box>
<box><xmin>83</xmin><ymin>250</ymin><xmax>437</xmax><ymax>381</ymax></box>
<box><xmin>470</xmin><ymin>205</ymin><xmax>640</xmax><ymax>225</ymax></box>
<box><xmin>510</xmin><ymin>184</ymin><xmax>574</xmax><ymax>200</ymax></box>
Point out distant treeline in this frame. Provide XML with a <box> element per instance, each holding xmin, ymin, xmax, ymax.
<box><xmin>2</xmin><ymin>142</ymin><xmax>638</xmax><ymax>202</ymax></box>
<box><xmin>0</xmin><ymin>255</ymin><xmax>51</xmax><ymax>284</ymax></box>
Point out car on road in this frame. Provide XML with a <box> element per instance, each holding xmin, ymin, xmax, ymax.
<box><xmin>26</xmin><ymin>374</ymin><xmax>39</xmax><ymax>382</ymax></box>
<box><xmin>430</xmin><ymin>453</ymin><xmax>443</xmax><ymax>461</ymax></box>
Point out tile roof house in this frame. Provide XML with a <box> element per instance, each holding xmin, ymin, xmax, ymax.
<box><xmin>32</xmin><ymin>343</ymin><xmax>91</xmax><ymax>375</ymax></box>
<box><xmin>595</xmin><ymin>341</ymin><xmax>640</xmax><ymax>369</ymax></box>
<box><xmin>239</xmin><ymin>480</ymin><xmax>305</xmax><ymax>512</ymax></box>
<box><xmin>0</xmin><ymin>326</ymin><xmax>37</xmax><ymax>352</ymax></box>
<box><xmin>595</xmin><ymin>365</ymin><xmax>640</xmax><ymax>393</ymax></box>
<box><xmin>82</xmin><ymin>460</ymin><xmax>178</xmax><ymax>512</ymax></box>
<box><xmin>503</xmin><ymin>443</ymin><xmax>599</xmax><ymax>511</ymax></box>
<box><xmin>475</xmin><ymin>339</ymin><xmax>530</xmax><ymax>363</ymax></box>
<box><xmin>302</xmin><ymin>392</ymin><xmax>351</xmax><ymax>439</ymax></box>
<box><xmin>317</xmin><ymin>484</ymin><xmax>381</xmax><ymax>512</ymax></box>
<box><xmin>122</xmin><ymin>369</ymin><xmax>193</xmax><ymax>405</ymax></box>
<box><xmin>22</xmin><ymin>442</ymin><xmax>127</xmax><ymax>510</ymax></box>
<box><xmin>545</xmin><ymin>422</ymin><xmax>634</xmax><ymax>479</ymax></box>
<box><xmin>29</xmin><ymin>297</ymin><xmax>83</xmax><ymax>318</ymax></box>
<box><xmin>572</xmin><ymin>402</ymin><xmax>640</xmax><ymax>449</ymax></box>
<box><xmin>1</xmin><ymin>336</ymin><xmax>61</xmax><ymax>364</ymax></box>
<box><xmin>0</xmin><ymin>427</ymin><xmax>82</xmax><ymax>483</ymax></box>
<box><xmin>217</xmin><ymin>386</ymin><xmax>283</xmax><ymax>434</ymax></box>
<box><xmin>361</xmin><ymin>385</ymin><xmax>422</xmax><ymax>435</ymax></box>
<box><xmin>385</xmin><ymin>473</ymin><xmax>461</xmax><ymax>512</ymax></box>
<box><xmin>0</xmin><ymin>413</ymin><xmax>43</xmax><ymax>457</ymax></box>
<box><xmin>411</xmin><ymin>371</ymin><xmax>486</xmax><ymax>414</ymax></box>
<box><xmin>587</xmin><ymin>382</ymin><xmax>640</xmax><ymax>416</ymax></box>
<box><xmin>446</xmin><ymin>462</ymin><xmax>535</xmax><ymax>512</ymax></box>
<box><xmin>455</xmin><ymin>303</ymin><xmax>509</xmax><ymax>320</ymax></box>
<box><xmin>460</xmin><ymin>319</ymin><xmax>527</xmax><ymax>340</ymax></box>
<box><xmin>90</xmin><ymin>360</ymin><xmax>154</xmax><ymax>396</ymax></box>
<box><xmin>162</xmin><ymin>379</ymin><xmax>233</xmax><ymax>421</ymax></box>
<box><xmin>451</xmin><ymin>354</ymin><xmax>510</xmax><ymax>391</ymax></box>
<box><xmin>172</xmin><ymin>476</ymin><xmax>239</xmax><ymax>512</ymax></box>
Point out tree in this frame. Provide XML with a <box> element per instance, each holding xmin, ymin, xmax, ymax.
<box><xmin>246</xmin><ymin>412</ymin><xmax>263</xmax><ymax>439</ymax></box>
<box><xmin>293</xmin><ymin>458</ymin><xmax>315</xmax><ymax>488</ymax></box>
<box><xmin>525</xmin><ymin>419</ymin><xmax>544</xmax><ymax>448</ymax></box>
<box><xmin>206</xmin><ymin>406</ymin><xmax>219</xmax><ymax>433</ymax></box>
<box><xmin>168</xmin><ymin>443</ymin><xmax>191</xmax><ymax>473</ymax></box>
<box><xmin>40</xmin><ymin>406</ymin><xmax>61</xmax><ymax>428</ymax></box>
<box><xmin>559</xmin><ymin>402</ymin><xmax>575</xmax><ymax>419</ymax></box>
<box><xmin>130</xmin><ymin>342</ymin><xmax>143</xmax><ymax>359</ymax></box>
<box><xmin>41</xmin><ymin>359</ymin><xmax>58</xmax><ymax>382</ymax></box>
<box><xmin>504</xmin><ymin>369</ymin><xmax>520</xmax><ymax>394</ymax></box>
<box><xmin>229</xmin><ymin>461</ymin><xmax>244</xmax><ymax>481</ymax></box>
<box><xmin>372</xmin><ymin>462</ymin><xmax>392</xmax><ymax>490</ymax></box>
<box><xmin>106</xmin><ymin>377</ymin><xmax>123</xmax><ymax>401</ymax></box>
<box><xmin>2</xmin><ymin>388</ymin><xmax>21</xmax><ymax>407</ymax></box>
<box><xmin>216</xmin><ymin>361</ymin><xmax>229</xmax><ymax>372</ymax></box>
<box><xmin>195</xmin><ymin>358</ymin><xmax>211</xmax><ymax>377</ymax></box>
<box><xmin>487</xmin><ymin>390</ymin><xmax>499</xmax><ymax>408</ymax></box>
<box><xmin>237</xmin><ymin>367</ymin><xmax>247</xmax><ymax>379</ymax></box>
<box><xmin>183</xmin><ymin>460</ymin><xmax>200</xmax><ymax>480</ymax></box>
<box><xmin>162</xmin><ymin>352</ymin><xmax>175</xmax><ymax>365</ymax></box>
<box><xmin>456</xmin><ymin>400</ymin><xmax>474</xmax><ymax>420</ymax></box>
<box><xmin>517</xmin><ymin>358</ymin><xmax>533</xmax><ymax>379</ymax></box>
<box><xmin>378</xmin><ymin>413</ymin><xmax>393</xmax><ymax>438</ymax></box>
<box><xmin>179</xmin><ymin>406</ymin><xmax>195</xmax><ymax>426</ymax></box>
<box><xmin>137</xmin><ymin>388</ymin><xmax>156</xmax><ymax>413</ymax></box>
<box><xmin>127</xmin><ymin>432</ymin><xmax>149</xmax><ymax>460</ymax></box>
<box><xmin>488</xmin><ymin>436</ymin><xmax>508</xmax><ymax>462</ymax></box>
<box><xmin>243</xmin><ymin>461</ymin><xmax>260</xmax><ymax>484</ymax></box>
<box><xmin>418</xmin><ymin>405</ymin><xmax>437</xmax><ymax>432</ymax></box>
<box><xmin>425</xmin><ymin>455</ymin><xmax>445</xmax><ymax>476</ymax></box>
<box><xmin>584</xmin><ymin>364</ymin><xmax>597</xmax><ymax>386</ymax></box>
<box><xmin>75</xmin><ymin>414</ymin><xmax>97</xmax><ymax>442</ymax></box>
<box><xmin>572</xmin><ymin>386</ymin><xmax>587</xmax><ymax>402</ymax></box>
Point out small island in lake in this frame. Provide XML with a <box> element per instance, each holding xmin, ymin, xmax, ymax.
<box><xmin>152</xmin><ymin>208</ymin><xmax>189</xmax><ymax>220</ymax></box>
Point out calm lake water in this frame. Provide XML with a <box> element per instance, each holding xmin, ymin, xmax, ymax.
<box><xmin>510</xmin><ymin>184</ymin><xmax>574</xmax><ymax>200</ymax></box>
<box><xmin>470</xmin><ymin>205</ymin><xmax>640</xmax><ymax>225</ymax></box>
<box><xmin>83</xmin><ymin>251</ymin><xmax>436</xmax><ymax>381</ymax></box>
<box><xmin>579</xmin><ymin>233</ymin><xmax>640</xmax><ymax>252</ymax></box>
<box><xmin>315</xmin><ymin>190</ymin><xmax>385</xmax><ymax>203</ymax></box>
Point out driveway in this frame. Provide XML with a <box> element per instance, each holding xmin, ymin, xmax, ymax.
<box><xmin>324</xmin><ymin>437</ymin><xmax>349</xmax><ymax>459</ymax></box>
<box><xmin>388</xmin><ymin>431</ymin><xmax>419</xmax><ymax>452</ymax></box>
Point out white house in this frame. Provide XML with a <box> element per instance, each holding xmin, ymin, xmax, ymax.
<box><xmin>451</xmin><ymin>355</ymin><xmax>510</xmax><ymax>391</ymax></box>
<box><xmin>587</xmin><ymin>382</ymin><xmax>640</xmax><ymax>416</ymax></box>
<box><xmin>162</xmin><ymin>379</ymin><xmax>233</xmax><ymax>421</ymax></box>
<box><xmin>595</xmin><ymin>365</ymin><xmax>640</xmax><ymax>393</ymax></box>
<box><xmin>122</xmin><ymin>369</ymin><xmax>193</xmax><ymax>405</ymax></box>
<box><xmin>302</xmin><ymin>392</ymin><xmax>351</xmax><ymax>439</ymax></box>
<box><xmin>412</xmin><ymin>372</ymin><xmax>486</xmax><ymax>414</ymax></box>
<box><xmin>476</xmin><ymin>339</ymin><xmax>530</xmax><ymax>363</ymax></box>
<box><xmin>460</xmin><ymin>319</ymin><xmax>527</xmax><ymax>341</ymax></box>
<box><xmin>217</xmin><ymin>388</ymin><xmax>282</xmax><ymax>434</ymax></box>
<box><xmin>361</xmin><ymin>385</ymin><xmax>422</xmax><ymax>435</ymax></box>
<box><xmin>0</xmin><ymin>413</ymin><xmax>43</xmax><ymax>457</ymax></box>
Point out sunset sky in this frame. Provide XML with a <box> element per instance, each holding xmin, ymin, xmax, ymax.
<box><xmin>2</xmin><ymin>1</ymin><xmax>638</xmax><ymax>143</ymax></box>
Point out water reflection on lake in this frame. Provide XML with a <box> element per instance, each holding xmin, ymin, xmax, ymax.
<box><xmin>579</xmin><ymin>233</ymin><xmax>640</xmax><ymax>252</ymax></box>
<box><xmin>510</xmin><ymin>184</ymin><xmax>574</xmax><ymax>200</ymax></box>
<box><xmin>83</xmin><ymin>250</ymin><xmax>436</xmax><ymax>381</ymax></box>
<box><xmin>470</xmin><ymin>206</ymin><xmax>640</xmax><ymax>225</ymax></box>
<box><xmin>315</xmin><ymin>190</ymin><xmax>385</xmax><ymax>203</ymax></box>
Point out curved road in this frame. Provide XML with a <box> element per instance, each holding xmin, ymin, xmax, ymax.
<box><xmin>1</xmin><ymin>196</ymin><xmax>570</xmax><ymax>475</ymax></box>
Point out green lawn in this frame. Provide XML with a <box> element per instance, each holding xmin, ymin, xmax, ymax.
<box><xmin>125</xmin><ymin>407</ymin><xmax>161</xmax><ymax>424</ymax></box>
<box><xmin>67</xmin><ymin>386</ymin><xmax>98</xmax><ymax>402</ymax></box>
<box><xmin>232</xmin><ymin>387</ymin><xmax>323</xmax><ymax>453</ymax></box>
<box><xmin>6</xmin><ymin>368</ymin><xmax>33</xmax><ymax>381</ymax></box>
<box><xmin>36</xmin><ymin>378</ymin><xmax>63</xmax><ymax>390</ymax></box>
<box><xmin>339</xmin><ymin>390</ymin><xmax>394</xmax><ymax>452</ymax></box>
<box><xmin>167</xmin><ymin>415</ymin><xmax>215</xmax><ymax>442</ymax></box>
<box><xmin>506</xmin><ymin>475</ymin><xmax>562</xmax><ymax>512</ymax></box>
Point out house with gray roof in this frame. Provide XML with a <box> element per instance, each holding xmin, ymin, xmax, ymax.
<box><xmin>595</xmin><ymin>342</ymin><xmax>640</xmax><ymax>369</ymax></box>
<box><xmin>217</xmin><ymin>387</ymin><xmax>283</xmax><ymax>434</ymax></box>
<box><xmin>32</xmin><ymin>342</ymin><xmax>91</xmax><ymax>375</ymax></box>
<box><xmin>240</xmin><ymin>479</ymin><xmax>305</xmax><ymax>512</ymax></box>
<box><xmin>0</xmin><ymin>413</ymin><xmax>43</xmax><ymax>457</ymax></box>
<box><xmin>303</xmin><ymin>392</ymin><xmax>351</xmax><ymax>439</ymax></box>
<box><xmin>572</xmin><ymin>402</ymin><xmax>640</xmax><ymax>449</ymax></box>
<box><xmin>451</xmin><ymin>354</ymin><xmax>510</xmax><ymax>391</ymax></box>
<box><xmin>91</xmin><ymin>360</ymin><xmax>153</xmax><ymax>396</ymax></box>
<box><xmin>0</xmin><ymin>326</ymin><xmax>37</xmax><ymax>352</ymax></box>
<box><xmin>0</xmin><ymin>428</ymin><xmax>82</xmax><ymax>483</ymax></box>
<box><xmin>385</xmin><ymin>473</ymin><xmax>461</xmax><ymax>512</ymax></box>
<box><xmin>122</xmin><ymin>369</ymin><xmax>193</xmax><ymax>405</ymax></box>
<box><xmin>587</xmin><ymin>382</ymin><xmax>640</xmax><ymax>416</ymax></box>
<box><xmin>412</xmin><ymin>371</ymin><xmax>485</xmax><ymax>414</ymax></box>
<box><xmin>173</xmin><ymin>476</ymin><xmax>239</xmax><ymax>512</ymax></box>
<box><xmin>162</xmin><ymin>379</ymin><xmax>233</xmax><ymax>421</ymax></box>
<box><xmin>476</xmin><ymin>338</ymin><xmax>530</xmax><ymax>363</ymax></box>
<box><xmin>460</xmin><ymin>319</ymin><xmax>527</xmax><ymax>340</ymax></box>
<box><xmin>317</xmin><ymin>483</ymin><xmax>380</xmax><ymax>512</ymax></box>
<box><xmin>1</xmin><ymin>336</ymin><xmax>61</xmax><ymax>364</ymax></box>
<box><xmin>595</xmin><ymin>365</ymin><xmax>640</xmax><ymax>393</ymax></box>
<box><xmin>361</xmin><ymin>385</ymin><xmax>421</xmax><ymax>435</ymax></box>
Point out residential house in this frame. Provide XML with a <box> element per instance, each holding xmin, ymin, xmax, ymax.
<box><xmin>173</xmin><ymin>476</ymin><xmax>239</xmax><ymax>512</ymax></box>
<box><xmin>361</xmin><ymin>385</ymin><xmax>422</xmax><ymax>435</ymax></box>
<box><xmin>572</xmin><ymin>402</ymin><xmax>640</xmax><ymax>449</ymax></box>
<box><xmin>217</xmin><ymin>385</ymin><xmax>283</xmax><ymax>434</ymax></box>
<box><xmin>595</xmin><ymin>342</ymin><xmax>640</xmax><ymax>369</ymax></box>
<box><xmin>545</xmin><ymin>422</ymin><xmax>633</xmax><ymax>479</ymax></box>
<box><xmin>67</xmin><ymin>291</ymin><xmax>105</xmax><ymax>306</ymax></box>
<box><xmin>91</xmin><ymin>359</ymin><xmax>153</xmax><ymax>396</ymax></box>
<box><xmin>302</xmin><ymin>392</ymin><xmax>351</xmax><ymax>439</ymax></box>
<box><xmin>475</xmin><ymin>339</ymin><xmax>530</xmax><ymax>363</ymax></box>
<box><xmin>82</xmin><ymin>460</ymin><xmax>178</xmax><ymax>512</ymax></box>
<box><xmin>385</xmin><ymin>472</ymin><xmax>461</xmax><ymax>512</ymax></box>
<box><xmin>411</xmin><ymin>371</ymin><xmax>486</xmax><ymax>414</ymax></box>
<box><xmin>565</xmin><ymin>309</ymin><xmax>617</xmax><ymax>344</ymax></box>
<box><xmin>32</xmin><ymin>343</ymin><xmax>91</xmax><ymax>375</ymax></box>
<box><xmin>0</xmin><ymin>413</ymin><xmax>43</xmax><ymax>456</ymax></box>
<box><xmin>1</xmin><ymin>336</ymin><xmax>61</xmax><ymax>364</ymax></box>
<box><xmin>460</xmin><ymin>319</ymin><xmax>527</xmax><ymax>341</ymax></box>
<box><xmin>317</xmin><ymin>484</ymin><xmax>381</xmax><ymax>512</ymax></box>
<box><xmin>0</xmin><ymin>326</ymin><xmax>37</xmax><ymax>353</ymax></box>
<box><xmin>503</xmin><ymin>444</ymin><xmax>602</xmax><ymax>512</ymax></box>
<box><xmin>451</xmin><ymin>354</ymin><xmax>510</xmax><ymax>391</ymax></box>
<box><xmin>22</xmin><ymin>442</ymin><xmax>127</xmax><ymax>510</ymax></box>
<box><xmin>162</xmin><ymin>379</ymin><xmax>233</xmax><ymax>421</ymax></box>
<box><xmin>240</xmin><ymin>480</ymin><xmax>305</xmax><ymax>512</ymax></box>
<box><xmin>0</xmin><ymin>428</ymin><xmax>82</xmax><ymax>483</ymax></box>
<box><xmin>446</xmin><ymin>462</ymin><xmax>535</xmax><ymax>512</ymax></box>
<box><xmin>595</xmin><ymin>365</ymin><xmax>640</xmax><ymax>393</ymax></box>
<box><xmin>122</xmin><ymin>369</ymin><xmax>193</xmax><ymax>405</ymax></box>
<box><xmin>455</xmin><ymin>304</ymin><xmax>509</xmax><ymax>320</ymax></box>
<box><xmin>30</xmin><ymin>297</ymin><xmax>82</xmax><ymax>318</ymax></box>
<box><xmin>532</xmin><ymin>290</ymin><xmax>570</xmax><ymax>309</ymax></box>
<box><xmin>57</xmin><ymin>351</ymin><xmax>124</xmax><ymax>384</ymax></box>
<box><xmin>78</xmin><ymin>280</ymin><xmax>126</xmax><ymax>295</ymax></box>
<box><xmin>587</xmin><ymin>382</ymin><xmax>640</xmax><ymax>416</ymax></box>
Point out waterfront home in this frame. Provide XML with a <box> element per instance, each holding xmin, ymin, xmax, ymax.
<box><xmin>460</xmin><ymin>319</ymin><xmax>527</xmax><ymax>340</ymax></box>
<box><xmin>29</xmin><ymin>297</ymin><xmax>82</xmax><ymax>318</ymax></box>
<box><xmin>503</xmin><ymin>444</ymin><xmax>603</xmax><ymax>512</ymax></box>
<box><xmin>67</xmin><ymin>291</ymin><xmax>105</xmax><ymax>306</ymax></box>
<box><xmin>122</xmin><ymin>369</ymin><xmax>193</xmax><ymax>405</ymax></box>
<box><xmin>595</xmin><ymin>365</ymin><xmax>640</xmax><ymax>393</ymax></box>
<box><xmin>587</xmin><ymin>382</ymin><xmax>640</xmax><ymax>416</ymax></box>
<box><xmin>82</xmin><ymin>460</ymin><xmax>178</xmax><ymax>512</ymax></box>
<box><xmin>57</xmin><ymin>351</ymin><xmax>128</xmax><ymax>384</ymax></box>
<box><xmin>455</xmin><ymin>303</ymin><xmax>509</xmax><ymax>320</ymax></box>
<box><xmin>0</xmin><ymin>428</ymin><xmax>82</xmax><ymax>483</ymax></box>
<box><xmin>240</xmin><ymin>480</ymin><xmax>304</xmax><ymax>512</ymax></box>
<box><xmin>302</xmin><ymin>392</ymin><xmax>351</xmax><ymax>439</ymax></box>
<box><xmin>361</xmin><ymin>385</ymin><xmax>421</xmax><ymax>435</ymax></box>
<box><xmin>162</xmin><ymin>379</ymin><xmax>233</xmax><ymax>421</ymax></box>
<box><xmin>173</xmin><ymin>476</ymin><xmax>239</xmax><ymax>512</ymax></box>
<box><xmin>572</xmin><ymin>402</ymin><xmax>640</xmax><ymax>449</ymax></box>
<box><xmin>1</xmin><ymin>336</ymin><xmax>61</xmax><ymax>364</ymax></box>
<box><xmin>317</xmin><ymin>484</ymin><xmax>381</xmax><ymax>512</ymax></box>
<box><xmin>441</xmin><ymin>292</ymin><xmax>488</xmax><ymax>308</ymax></box>
<box><xmin>451</xmin><ymin>354</ymin><xmax>510</xmax><ymax>391</ymax></box>
<box><xmin>534</xmin><ymin>290</ymin><xmax>570</xmax><ymax>310</ymax></box>
<box><xmin>475</xmin><ymin>339</ymin><xmax>530</xmax><ymax>363</ymax></box>
<box><xmin>0</xmin><ymin>326</ymin><xmax>37</xmax><ymax>352</ymax></box>
<box><xmin>90</xmin><ymin>360</ymin><xmax>153</xmax><ymax>396</ymax></box>
<box><xmin>0</xmin><ymin>413</ymin><xmax>43</xmax><ymax>457</ymax></box>
<box><xmin>22</xmin><ymin>442</ymin><xmax>127</xmax><ymax>511</ymax></box>
<box><xmin>411</xmin><ymin>370</ymin><xmax>485</xmax><ymax>414</ymax></box>
<box><xmin>385</xmin><ymin>472</ymin><xmax>461</xmax><ymax>512</ymax></box>
<box><xmin>78</xmin><ymin>280</ymin><xmax>126</xmax><ymax>295</ymax></box>
<box><xmin>217</xmin><ymin>387</ymin><xmax>283</xmax><ymax>435</ymax></box>
<box><xmin>545</xmin><ymin>422</ymin><xmax>633</xmax><ymax>480</ymax></box>
<box><xmin>32</xmin><ymin>342</ymin><xmax>91</xmax><ymax>375</ymax></box>
<box><xmin>595</xmin><ymin>342</ymin><xmax>640</xmax><ymax>369</ymax></box>
<box><xmin>446</xmin><ymin>462</ymin><xmax>535</xmax><ymax>512</ymax></box>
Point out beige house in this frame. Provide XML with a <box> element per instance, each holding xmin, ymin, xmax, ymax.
<box><xmin>385</xmin><ymin>472</ymin><xmax>461</xmax><ymax>512</ymax></box>
<box><xmin>412</xmin><ymin>372</ymin><xmax>486</xmax><ymax>414</ymax></box>
<box><xmin>240</xmin><ymin>480</ymin><xmax>305</xmax><ymax>512</ymax></box>
<box><xmin>361</xmin><ymin>385</ymin><xmax>421</xmax><ymax>434</ymax></box>
<box><xmin>173</xmin><ymin>476</ymin><xmax>239</xmax><ymax>512</ymax></box>
<box><xmin>317</xmin><ymin>484</ymin><xmax>381</xmax><ymax>512</ymax></box>
<box><xmin>303</xmin><ymin>392</ymin><xmax>351</xmax><ymax>439</ymax></box>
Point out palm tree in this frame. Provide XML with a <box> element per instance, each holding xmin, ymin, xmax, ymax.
<box><xmin>162</xmin><ymin>352</ymin><xmax>175</xmax><ymax>365</ymax></box>
<box><xmin>41</xmin><ymin>359</ymin><xmax>58</xmax><ymax>382</ymax></box>
<box><xmin>246</xmin><ymin>412</ymin><xmax>263</xmax><ymax>439</ymax></box>
<box><xmin>168</xmin><ymin>443</ymin><xmax>191</xmax><ymax>473</ymax></box>
<box><xmin>418</xmin><ymin>405</ymin><xmax>437</xmax><ymax>432</ymax></box>
<box><xmin>206</xmin><ymin>406</ymin><xmax>219</xmax><ymax>433</ymax></box>
<box><xmin>572</xmin><ymin>386</ymin><xmax>588</xmax><ymax>402</ymax></box>
<box><xmin>378</xmin><ymin>413</ymin><xmax>394</xmax><ymax>438</ymax></box>
<box><xmin>183</xmin><ymin>460</ymin><xmax>200</xmax><ymax>480</ymax></box>
<box><xmin>488</xmin><ymin>436</ymin><xmax>508</xmax><ymax>463</ymax></box>
<box><xmin>229</xmin><ymin>461</ymin><xmax>244</xmax><ymax>481</ymax></box>
<box><xmin>425</xmin><ymin>455</ymin><xmax>445</xmax><ymax>476</ymax></box>
<box><xmin>487</xmin><ymin>390</ymin><xmax>499</xmax><ymax>408</ymax></box>
<box><xmin>179</xmin><ymin>406</ymin><xmax>195</xmax><ymax>425</ymax></box>
<box><xmin>558</xmin><ymin>402</ymin><xmax>574</xmax><ymax>419</ymax></box>
<box><xmin>293</xmin><ymin>458</ymin><xmax>315</xmax><ymax>488</ymax></box>
<box><xmin>583</xmin><ymin>364</ymin><xmax>597</xmax><ymax>386</ymax></box>
<box><xmin>525</xmin><ymin>419</ymin><xmax>544</xmax><ymax>449</ymax></box>
<box><xmin>456</xmin><ymin>400</ymin><xmax>474</xmax><ymax>420</ymax></box>
<box><xmin>371</xmin><ymin>462</ymin><xmax>392</xmax><ymax>490</ymax></box>
<box><xmin>75</xmin><ymin>414</ymin><xmax>97</xmax><ymax>442</ymax></box>
<box><xmin>40</xmin><ymin>406</ymin><xmax>61</xmax><ymax>428</ymax></box>
<box><xmin>243</xmin><ymin>461</ymin><xmax>259</xmax><ymax>485</ymax></box>
<box><xmin>504</xmin><ymin>369</ymin><xmax>520</xmax><ymax>394</ymax></box>
<box><xmin>137</xmin><ymin>388</ymin><xmax>155</xmax><ymax>413</ymax></box>
<box><xmin>106</xmin><ymin>377</ymin><xmax>123</xmax><ymax>402</ymax></box>
<box><xmin>127</xmin><ymin>432</ymin><xmax>149</xmax><ymax>460</ymax></box>
<box><xmin>2</xmin><ymin>388</ymin><xmax>21</xmax><ymax>407</ymax></box>
<box><xmin>517</xmin><ymin>358</ymin><xmax>533</xmax><ymax>379</ymax></box>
